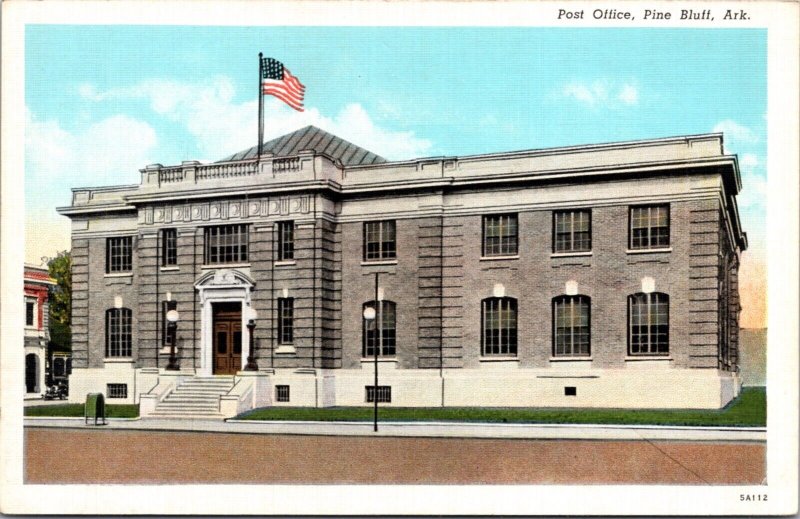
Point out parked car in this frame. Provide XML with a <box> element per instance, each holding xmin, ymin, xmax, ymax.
<box><xmin>42</xmin><ymin>381</ymin><xmax>68</xmax><ymax>400</ymax></box>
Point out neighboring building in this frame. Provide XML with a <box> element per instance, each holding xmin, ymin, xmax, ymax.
<box><xmin>57</xmin><ymin>126</ymin><xmax>746</xmax><ymax>417</ymax></box>
<box><xmin>50</xmin><ymin>351</ymin><xmax>72</xmax><ymax>385</ymax></box>
<box><xmin>24</xmin><ymin>264</ymin><xmax>56</xmax><ymax>398</ymax></box>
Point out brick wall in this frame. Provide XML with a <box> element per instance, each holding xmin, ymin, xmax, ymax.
<box><xmin>336</xmin><ymin>198</ymin><xmax>725</xmax><ymax>371</ymax></box>
<box><xmin>71</xmin><ymin>193</ymin><xmax>735</xmax><ymax>374</ymax></box>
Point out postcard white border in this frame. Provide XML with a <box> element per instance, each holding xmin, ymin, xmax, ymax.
<box><xmin>2</xmin><ymin>0</ymin><xmax>798</xmax><ymax>515</ymax></box>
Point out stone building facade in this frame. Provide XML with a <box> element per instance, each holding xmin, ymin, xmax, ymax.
<box><xmin>58</xmin><ymin>126</ymin><xmax>746</xmax><ymax>416</ymax></box>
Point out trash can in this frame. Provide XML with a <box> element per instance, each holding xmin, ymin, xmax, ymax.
<box><xmin>85</xmin><ymin>393</ymin><xmax>107</xmax><ymax>425</ymax></box>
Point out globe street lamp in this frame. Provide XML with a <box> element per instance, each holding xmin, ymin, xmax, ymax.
<box><xmin>244</xmin><ymin>307</ymin><xmax>259</xmax><ymax>371</ymax></box>
<box><xmin>165</xmin><ymin>309</ymin><xmax>180</xmax><ymax>371</ymax></box>
<box><xmin>363</xmin><ymin>272</ymin><xmax>380</xmax><ymax>432</ymax></box>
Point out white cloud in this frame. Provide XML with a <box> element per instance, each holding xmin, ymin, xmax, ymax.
<box><xmin>26</xmin><ymin>108</ymin><xmax>157</xmax><ymax>187</ymax></box>
<box><xmin>738</xmin><ymin>173</ymin><xmax>767</xmax><ymax>209</ymax></box>
<box><xmin>712</xmin><ymin>119</ymin><xmax>759</xmax><ymax>145</ymax></box>
<box><xmin>25</xmin><ymin>109</ymin><xmax>158</xmax><ymax>263</ymax></box>
<box><xmin>617</xmin><ymin>84</ymin><xmax>639</xmax><ymax>105</ymax></box>
<box><xmin>562</xmin><ymin>80</ymin><xmax>639</xmax><ymax>108</ymax></box>
<box><xmin>81</xmin><ymin>77</ymin><xmax>432</xmax><ymax>161</ymax></box>
<box><xmin>734</xmin><ymin>151</ymin><xmax>766</xmax><ymax>210</ymax></box>
<box><xmin>740</xmin><ymin>153</ymin><xmax>759</xmax><ymax>169</ymax></box>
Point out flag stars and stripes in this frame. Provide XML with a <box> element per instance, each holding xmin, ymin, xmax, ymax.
<box><xmin>261</xmin><ymin>57</ymin><xmax>305</xmax><ymax>112</ymax></box>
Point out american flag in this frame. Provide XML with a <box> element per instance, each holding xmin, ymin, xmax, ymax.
<box><xmin>261</xmin><ymin>57</ymin><xmax>305</xmax><ymax>112</ymax></box>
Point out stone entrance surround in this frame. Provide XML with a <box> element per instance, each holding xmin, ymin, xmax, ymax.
<box><xmin>195</xmin><ymin>269</ymin><xmax>256</xmax><ymax>376</ymax></box>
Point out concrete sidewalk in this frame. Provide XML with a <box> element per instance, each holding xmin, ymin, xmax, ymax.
<box><xmin>24</xmin><ymin>416</ymin><xmax>766</xmax><ymax>442</ymax></box>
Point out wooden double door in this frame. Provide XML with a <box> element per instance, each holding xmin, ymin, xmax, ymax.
<box><xmin>213</xmin><ymin>303</ymin><xmax>242</xmax><ymax>375</ymax></box>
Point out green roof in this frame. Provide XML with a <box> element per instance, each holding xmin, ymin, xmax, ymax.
<box><xmin>219</xmin><ymin>125</ymin><xmax>386</xmax><ymax>166</ymax></box>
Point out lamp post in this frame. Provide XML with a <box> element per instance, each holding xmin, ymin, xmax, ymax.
<box><xmin>244</xmin><ymin>307</ymin><xmax>259</xmax><ymax>371</ymax></box>
<box><xmin>362</xmin><ymin>272</ymin><xmax>381</xmax><ymax>432</ymax></box>
<box><xmin>165</xmin><ymin>309</ymin><xmax>180</xmax><ymax>371</ymax></box>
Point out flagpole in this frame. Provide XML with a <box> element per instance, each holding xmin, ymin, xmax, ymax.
<box><xmin>257</xmin><ymin>52</ymin><xmax>264</xmax><ymax>162</ymax></box>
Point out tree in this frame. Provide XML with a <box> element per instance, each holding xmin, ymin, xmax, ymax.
<box><xmin>45</xmin><ymin>250</ymin><xmax>72</xmax><ymax>352</ymax></box>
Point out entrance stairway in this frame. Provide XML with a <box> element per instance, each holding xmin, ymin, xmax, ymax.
<box><xmin>149</xmin><ymin>376</ymin><xmax>235</xmax><ymax>419</ymax></box>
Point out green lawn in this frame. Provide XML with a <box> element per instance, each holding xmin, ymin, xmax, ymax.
<box><xmin>236</xmin><ymin>386</ymin><xmax>766</xmax><ymax>427</ymax></box>
<box><xmin>24</xmin><ymin>404</ymin><xmax>140</xmax><ymax>418</ymax></box>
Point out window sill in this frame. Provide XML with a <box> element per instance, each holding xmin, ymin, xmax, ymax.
<box><xmin>625</xmin><ymin>356</ymin><xmax>673</xmax><ymax>361</ymax></box>
<box><xmin>480</xmin><ymin>255</ymin><xmax>520</xmax><ymax>261</ymax></box>
<box><xmin>275</xmin><ymin>345</ymin><xmax>296</xmax><ymax>355</ymax></box>
<box><xmin>479</xmin><ymin>356</ymin><xmax>519</xmax><ymax>362</ymax></box>
<box><xmin>549</xmin><ymin>356</ymin><xmax>593</xmax><ymax>362</ymax></box>
<box><xmin>626</xmin><ymin>247</ymin><xmax>672</xmax><ymax>255</ymax></box>
<box><xmin>159</xmin><ymin>266</ymin><xmax>180</xmax><ymax>272</ymax></box>
<box><xmin>274</xmin><ymin>260</ymin><xmax>296</xmax><ymax>267</ymax></box>
<box><xmin>551</xmin><ymin>251</ymin><xmax>592</xmax><ymax>258</ymax></box>
<box><xmin>360</xmin><ymin>260</ymin><xmax>398</xmax><ymax>266</ymax></box>
<box><xmin>201</xmin><ymin>263</ymin><xmax>251</xmax><ymax>269</ymax></box>
<box><xmin>360</xmin><ymin>357</ymin><xmax>398</xmax><ymax>363</ymax></box>
<box><xmin>104</xmin><ymin>272</ymin><xmax>133</xmax><ymax>278</ymax></box>
<box><xmin>104</xmin><ymin>358</ymin><xmax>134</xmax><ymax>363</ymax></box>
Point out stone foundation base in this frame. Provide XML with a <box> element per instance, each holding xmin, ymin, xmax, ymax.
<box><xmin>67</xmin><ymin>364</ymin><xmax>741</xmax><ymax>410</ymax></box>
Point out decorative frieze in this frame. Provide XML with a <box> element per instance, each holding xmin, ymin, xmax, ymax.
<box><xmin>139</xmin><ymin>195</ymin><xmax>312</xmax><ymax>226</ymax></box>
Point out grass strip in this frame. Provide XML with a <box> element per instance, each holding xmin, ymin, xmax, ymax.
<box><xmin>236</xmin><ymin>386</ymin><xmax>765</xmax><ymax>427</ymax></box>
<box><xmin>24</xmin><ymin>404</ymin><xmax>140</xmax><ymax>418</ymax></box>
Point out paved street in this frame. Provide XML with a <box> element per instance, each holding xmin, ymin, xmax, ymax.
<box><xmin>25</xmin><ymin>427</ymin><xmax>765</xmax><ymax>485</ymax></box>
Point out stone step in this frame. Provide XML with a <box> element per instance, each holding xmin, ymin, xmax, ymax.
<box><xmin>165</xmin><ymin>394</ymin><xmax>221</xmax><ymax>400</ymax></box>
<box><xmin>175</xmin><ymin>385</ymin><xmax>233</xmax><ymax>391</ymax></box>
<box><xmin>172</xmin><ymin>387</ymin><xmax>230</xmax><ymax>395</ymax></box>
<box><xmin>156</xmin><ymin>402</ymin><xmax>219</xmax><ymax>410</ymax></box>
<box><xmin>150</xmin><ymin>375</ymin><xmax>236</xmax><ymax>419</ymax></box>
<box><xmin>177</xmin><ymin>383</ymin><xmax>233</xmax><ymax>388</ymax></box>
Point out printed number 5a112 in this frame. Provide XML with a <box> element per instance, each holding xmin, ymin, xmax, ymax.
<box><xmin>740</xmin><ymin>494</ymin><xmax>767</xmax><ymax>502</ymax></box>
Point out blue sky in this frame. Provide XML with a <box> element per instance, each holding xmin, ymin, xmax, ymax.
<box><xmin>24</xmin><ymin>25</ymin><xmax>767</xmax><ymax>323</ymax></box>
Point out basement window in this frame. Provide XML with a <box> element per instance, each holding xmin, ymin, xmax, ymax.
<box><xmin>366</xmin><ymin>385</ymin><xmax>392</xmax><ymax>403</ymax></box>
<box><xmin>107</xmin><ymin>383</ymin><xmax>128</xmax><ymax>399</ymax></box>
<box><xmin>564</xmin><ymin>386</ymin><xmax>577</xmax><ymax>396</ymax></box>
<box><xmin>275</xmin><ymin>385</ymin><xmax>290</xmax><ymax>402</ymax></box>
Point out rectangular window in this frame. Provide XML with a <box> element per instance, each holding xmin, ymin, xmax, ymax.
<box><xmin>277</xmin><ymin>221</ymin><xmax>294</xmax><ymax>261</ymax></box>
<box><xmin>277</xmin><ymin>298</ymin><xmax>294</xmax><ymax>344</ymax></box>
<box><xmin>106</xmin><ymin>308</ymin><xmax>133</xmax><ymax>357</ymax></box>
<box><xmin>365</xmin><ymin>385</ymin><xmax>392</xmax><ymax>403</ymax></box>
<box><xmin>553</xmin><ymin>296</ymin><xmax>591</xmax><ymax>356</ymax></box>
<box><xmin>204</xmin><ymin>224</ymin><xmax>249</xmax><ymax>264</ymax></box>
<box><xmin>275</xmin><ymin>385</ymin><xmax>290</xmax><ymax>402</ymax></box>
<box><xmin>629</xmin><ymin>293</ymin><xmax>670</xmax><ymax>355</ymax></box>
<box><xmin>482</xmin><ymin>297</ymin><xmax>518</xmax><ymax>356</ymax></box>
<box><xmin>161</xmin><ymin>228</ymin><xmax>177</xmax><ymax>266</ymax></box>
<box><xmin>482</xmin><ymin>214</ymin><xmax>518</xmax><ymax>256</ymax></box>
<box><xmin>363</xmin><ymin>301</ymin><xmax>397</xmax><ymax>357</ymax></box>
<box><xmin>107</xmin><ymin>383</ymin><xmax>128</xmax><ymax>399</ymax></box>
<box><xmin>363</xmin><ymin>221</ymin><xmax>397</xmax><ymax>261</ymax></box>
<box><xmin>553</xmin><ymin>210</ymin><xmax>591</xmax><ymax>253</ymax></box>
<box><xmin>630</xmin><ymin>205</ymin><xmax>670</xmax><ymax>249</ymax></box>
<box><xmin>25</xmin><ymin>301</ymin><xmax>34</xmax><ymax>327</ymax></box>
<box><xmin>106</xmin><ymin>236</ymin><xmax>133</xmax><ymax>273</ymax></box>
<box><xmin>162</xmin><ymin>300</ymin><xmax>177</xmax><ymax>346</ymax></box>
